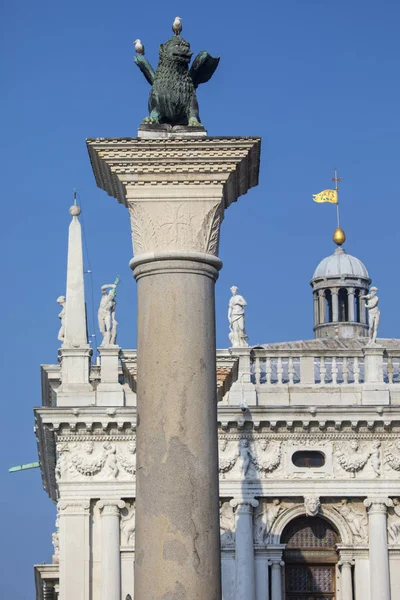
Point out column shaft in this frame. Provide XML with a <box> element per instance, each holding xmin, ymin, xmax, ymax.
<box><xmin>340</xmin><ymin>562</ymin><xmax>353</xmax><ymax>600</ymax></box>
<box><xmin>231</xmin><ymin>500</ymin><xmax>258</xmax><ymax>600</ymax></box>
<box><xmin>365</xmin><ymin>499</ymin><xmax>392</xmax><ymax>600</ymax></box>
<box><xmin>318</xmin><ymin>291</ymin><xmax>326</xmax><ymax>324</ymax></box>
<box><xmin>348</xmin><ymin>289</ymin><xmax>355</xmax><ymax>322</ymax></box>
<box><xmin>133</xmin><ymin>256</ymin><xmax>222</xmax><ymax>600</ymax></box>
<box><xmin>97</xmin><ymin>500</ymin><xmax>124</xmax><ymax>600</ymax></box>
<box><xmin>58</xmin><ymin>501</ymin><xmax>90</xmax><ymax>600</ymax></box>
<box><xmin>332</xmin><ymin>290</ymin><xmax>339</xmax><ymax>322</ymax></box>
<box><xmin>271</xmin><ymin>561</ymin><xmax>283</xmax><ymax>600</ymax></box>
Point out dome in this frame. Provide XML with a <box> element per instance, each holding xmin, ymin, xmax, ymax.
<box><xmin>312</xmin><ymin>247</ymin><xmax>369</xmax><ymax>280</ymax></box>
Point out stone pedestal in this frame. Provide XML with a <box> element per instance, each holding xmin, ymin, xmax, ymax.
<box><xmin>362</xmin><ymin>346</ymin><xmax>389</xmax><ymax>405</ymax></box>
<box><xmin>97</xmin><ymin>500</ymin><xmax>125</xmax><ymax>600</ymax></box>
<box><xmin>229</xmin><ymin>348</ymin><xmax>257</xmax><ymax>407</ymax></box>
<box><xmin>364</xmin><ymin>497</ymin><xmax>393</xmax><ymax>600</ymax></box>
<box><xmin>96</xmin><ymin>346</ymin><xmax>124</xmax><ymax>406</ymax></box>
<box><xmin>87</xmin><ymin>136</ymin><xmax>261</xmax><ymax>600</ymax></box>
<box><xmin>230</xmin><ymin>498</ymin><xmax>258</xmax><ymax>600</ymax></box>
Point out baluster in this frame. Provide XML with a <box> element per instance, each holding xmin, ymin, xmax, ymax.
<box><xmin>332</xmin><ymin>356</ymin><xmax>338</xmax><ymax>385</ymax></box>
<box><xmin>277</xmin><ymin>357</ymin><xmax>283</xmax><ymax>384</ymax></box>
<box><xmin>288</xmin><ymin>357</ymin><xmax>294</xmax><ymax>384</ymax></box>
<box><xmin>354</xmin><ymin>356</ymin><xmax>360</xmax><ymax>383</ymax></box>
<box><xmin>254</xmin><ymin>356</ymin><xmax>261</xmax><ymax>385</ymax></box>
<box><xmin>266</xmin><ymin>357</ymin><xmax>272</xmax><ymax>385</ymax></box>
<box><xmin>388</xmin><ymin>356</ymin><xmax>394</xmax><ymax>384</ymax></box>
<box><xmin>342</xmin><ymin>357</ymin><xmax>348</xmax><ymax>384</ymax></box>
<box><xmin>320</xmin><ymin>356</ymin><xmax>326</xmax><ymax>385</ymax></box>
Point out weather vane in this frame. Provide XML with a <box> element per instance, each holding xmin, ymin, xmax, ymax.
<box><xmin>313</xmin><ymin>169</ymin><xmax>346</xmax><ymax>246</ymax></box>
<box><xmin>133</xmin><ymin>17</ymin><xmax>220</xmax><ymax>131</ymax></box>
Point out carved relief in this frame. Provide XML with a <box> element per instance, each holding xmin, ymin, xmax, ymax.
<box><xmin>71</xmin><ymin>441</ymin><xmax>107</xmax><ymax>476</ymax></box>
<box><xmin>388</xmin><ymin>499</ymin><xmax>400</xmax><ymax>544</ymax></box>
<box><xmin>128</xmin><ymin>200</ymin><xmax>223</xmax><ymax>256</ymax></box>
<box><xmin>219</xmin><ymin>501</ymin><xmax>235</xmax><ymax>547</ymax></box>
<box><xmin>237</xmin><ymin>438</ymin><xmax>253</xmax><ymax>477</ymax></box>
<box><xmin>304</xmin><ymin>495</ymin><xmax>320</xmax><ymax>517</ymax></box>
<box><xmin>334</xmin><ymin>499</ymin><xmax>368</xmax><ymax>543</ymax></box>
<box><xmin>335</xmin><ymin>440</ymin><xmax>371</xmax><ymax>478</ymax></box>
<box><xmin>253</xmin><ymin>440</ymin><xmax>281</xmax><ymax>477</ymax></box>
<box><xmin>385</xmin><ymin>440</ymin><xmax>400</xmax><ymax>471</ymax></box>
<box><xmin>370</xmin><ymin>440</ymin><xmax>381</xmax><ymax>477</ymax></box>
<box><xmin>121</xmin><ymin>502</ymin><xmax>136</xmax><ymax>547</ymax></box>
<box><xmin>218</xmin><ymin>438</ymin><xmax>238</xmax><ymax>478</ymax></box>
<box><xmin>52</xmin><ymin>512</ymin><xmax>60</xmax><ymax>564</ymax></box>
<box><xmin>253</xmin><ymin>499</ymin><xmax>285</xmax><ymax>544</ymax></box>
<box><xmin>118</xmin><ymin>442</ymin><xmax>137</xmax><ymax>475</ymax></box>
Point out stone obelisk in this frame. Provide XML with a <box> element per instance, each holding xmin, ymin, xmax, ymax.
<box><xmin>88</xmin><ymin>136</ymin><xmax>260</xmax><ymax>599</ymax></box>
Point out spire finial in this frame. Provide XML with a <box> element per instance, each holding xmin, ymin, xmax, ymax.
<box><xmin>331</xmin><ymin>169</ymin><xmax>345</xmax><ymax>246</ymax></box>
<box><xmin>69</xmin><ymin>189</ymin><xmax>81</xmax><ymax>216</ymax></box>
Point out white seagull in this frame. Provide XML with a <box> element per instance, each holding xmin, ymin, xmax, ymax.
<box><xmin>172</xmin><ymin>16</ymin><xmax>182</xmax><ymax>36</ymax></box>
<box><xmin>133</xmin><ymin>39</ymin><xmax>145</xmax><ymax>55</ymax></box>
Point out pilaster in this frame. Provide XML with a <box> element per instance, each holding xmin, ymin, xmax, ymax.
<box><xmin>97</xmin><ymin>499</ymin><xmax>125</xmax><ymax>600</ymax></box>
<box><xmin>58</xmin><ymin>500</ymin><xmax>90</xmax><ymax>600</ymax></box>
<box><xmin>364</xmin><ymin>497</ymin><xmax>393</xmax><ymax>600</ymax></box>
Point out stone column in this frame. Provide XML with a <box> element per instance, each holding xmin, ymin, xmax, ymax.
<box><xmin>339</xmin><ymin>559</ymin><xmax>354</xmax><ymax>600</ymax></box>
<box><xmin>348</xmin><ymin>287</ymin><xmax>355</xmax><ymax>322</ymax></box>
<box><xmin>97</xmin><ymin>499</ymin><xmax>125</xmax><ymax>600</ymax></box>
<box><xmin>230</xmin><ymin>498</ymin><xmax>258</xmax><ymax>600</ymax></box>
<box><xmin>331</xmin><ymin>289</ymin><xmax>339</xmax><ymax>322</ymax></box>
<box><xmin>87</xmin><ymin>136</ymin><xmax>261</xmax><ymax>600</ymax></box>
<box><xmin>313</xmin><ymin>292</ymin><xmax>319</xmax><ymax>327</ymax></box>
<box><xmin>364</xmin><ymin>497</ymin><xmax>393</xmax><ymax>600</ymax></box>
<box><xmin>271</xmin><ymin>560</ymin><xmax>284</xmax><ymax>600</ymax></box>
<box><xmin>58</xmin><ymin>500</ymin><xmax>90</xmax><ymax>600</ymax></box>
<box><xmin>318</xmin><ymin>290</ymin><xmax>326</xmax><ymax>324</ymax></box>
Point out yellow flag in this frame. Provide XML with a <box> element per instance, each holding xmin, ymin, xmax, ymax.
<box><xmin>312</xmin><ymin>189</ymin><xmax>338</xmax><ymax>204</ymax></box>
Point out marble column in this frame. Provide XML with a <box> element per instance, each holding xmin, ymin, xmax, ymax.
<box><xmin>313</xmin><ymin>292</ymin><xmax>319</xmax><ymax>327</ymax></box>
<box><xmin>339</xmin><ymin>560</ymin><xmax>354</xmax><ymax>600</ymax></box>
<box><xmin>348</xmin><ymin>287</ymin><xmax>355</xmax><ymax>322</ymax></box>
<box><xmin>230</xmin><ymin>498</ymin><xmax>258</xmax><ymax>600</ymax></box>
<box><xmin>271</xmin><ymin>560</ymin><xmax>284</xmax><ymax>600</ymax></box>
<box><xmin>318</xmin><ymin>290</ymin><xmax>326</xmax><ymax>324</ymax></box>
<box><xmin>331</xmin><ymin>289</ymin><xmax>339</xmax><ymax>322</ymax></box>
<box><xmin>87</xmin><ymin>136</ymin><xmax>261</xmax><ymax>600</ymax></box>
<box><xmin>97</xmin><ymin>499</ymin><xmax>125</xmax><ymax>600</ymax></box>
<box><xmin>58</xmin><ymin>500</ymin><xmax>90</xmax><ymax>600</ymax></box>
<box><xmin>364</xmin><ymin>497</ymin><xmax>393</xmax><ymax>600</ymax></box>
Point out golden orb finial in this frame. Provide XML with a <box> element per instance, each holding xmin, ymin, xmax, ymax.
<box><xmin>333</xmin><ymin>227</ymin><xmax>346</xmax><ymax>246</ymax></box>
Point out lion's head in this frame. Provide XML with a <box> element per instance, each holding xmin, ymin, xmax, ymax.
<box><xmin>159</xmin><ymin>36</ymin><xmax>193</xmax><ymax>65</ymax></box>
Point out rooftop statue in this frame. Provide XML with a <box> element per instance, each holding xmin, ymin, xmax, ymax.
<box><xmin>98</xmin><ymin>277</ymin><xmax>120</xmax><ymax>347</ymax></box>
<box><xmin>134</xmin><ymin>17</ymin><xmax>220</xmax><ymax>129</ymax></box>
<box><xmin>361</xmin><ymin>286</ymin><xmax>380</xmax><ymax>345</ymax></box>
<box><xmin>228</xmin><ymin>286</ymin><xmax>249</xmax><ymax>347</ymax></box>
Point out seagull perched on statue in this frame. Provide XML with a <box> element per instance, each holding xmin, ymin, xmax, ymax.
<box><xmin>172</xmin><ymin>16</ymin><xmax>182</xmax><ymax>35</ymax></box>
<box><xmin>133</xmin><ymin>39</ymin><xmax>145</xmax><ymax>55</ymax></box>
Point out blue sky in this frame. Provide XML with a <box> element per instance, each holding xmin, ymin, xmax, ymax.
<box><xmin>1</xmin><ymin>0</ymin><xmax>400</xmax><ymax>596</ymax></box>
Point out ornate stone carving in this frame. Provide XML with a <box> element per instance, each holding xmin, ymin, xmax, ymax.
<box><xmin>121</xmin><ymin>502</ymin><xmax>136</xmax><ymax>547</ymax></box>
<box><xmin>237</xmin><ymin>438</ymin><xmax>253</xmax><ymax>477</ymax></box>
<box><xmin>253</xmin><ymin>440</ymin><xmax>281</xmax><ymax>477</ymax></box>
<box><xmin>335</xmin><ymin>440</ymin><xmax>371</xmax><ymax>477</ymax></box>
<box><xmin>388</xmin><ymin>499</ymin><xmax>400</xmax><ymax>544</ymax></box>
<box><xmin>57</xmin><ymin>296</ymin><xmax>66</xmax><ymax>342</ymax></box>
<box><xmin>360</xmin><ymin>287</ymin><xmax>380</xmax><ymax>345</ymax></box>
<box><xmin>304</xmin><ymin>495</ymin><xmax>320</xmax><ymax>517</ymax></box>
<box><xmin>52</xmin><ymin>512</ymin><xmax>60</xmax><ymax>564</ymax></box>
<box><xmin>219</xmin><ymin>501</ymin><xmax>235</xmax><ymax>547</ymax></box>
<box><xmin>129</xmin><ymin>200</ymin><xmax>223</xmax><ymax>256</ymax></box>
<box><xmin>98</xmin><ymin>280</ymin><xmax>119</xmax><ymax>347</ymax></box>
<box><xmin>385</xmin><ymin>440</ymin><xmax>400</xmax><ymax>471</ymax></box>
<box><xmin>103</xmin><ymin>442</ymin><xmax>119</xmax><ymax>479</ymax></box>
<box><xmin>371</xmin><ymin>439</ymin><xmax>381</xmax><ymax>477</ymax></box>
<box><xmin>335</xmin><ymin>499</ymin><xmax>368</xmax><ymax>543</ymax></box>
<box><xmin>228</xmin><ymin>286</ymin><xmax>248</xmax><ymax>348</ymax></box>
<box><xmin>117</xmin><ymin>441</ymin><xmax>137</xmax><ymax>475</ymax></box>
<box><xmin>218</xmin><ymin>438</ymin><xmax>239</xmax><ymax>478</ymax></box>
<box><xmin>253</xmin><ymin>499</ymin><xmax>285</xmax><ymax>544</ymax></box>
<box><xmin>71</xmin><ymin>441</ymin><xmax>107</xmax><ymax>476</ymax></box>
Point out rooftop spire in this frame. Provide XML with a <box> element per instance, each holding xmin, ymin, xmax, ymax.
<box><xmin>63</xmin><ymin>194</ymin><xmax>88</xmax><ymax>347</ymax></box>
<box><xmin>331</xmin><ymin>169</ymin><xmax>346</xmax><ymax>246</ymax></box>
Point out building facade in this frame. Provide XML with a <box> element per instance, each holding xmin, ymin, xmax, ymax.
<box><xmin>34</xmin><ymin>206</ymin><xmax>400</xmax><ymax>600</ymax></box>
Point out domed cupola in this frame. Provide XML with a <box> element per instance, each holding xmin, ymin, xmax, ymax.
<box><xmin>310</xmin><ymin>228</ymin><xmax>371</xmax><ymax>339</ymax></box>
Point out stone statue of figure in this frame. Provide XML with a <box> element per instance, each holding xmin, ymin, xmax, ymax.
<box><xmin>361</xmin><ymin>286</ymin><xmax>380</xmax><ymax>345</ymax></box>
<box><xmin>228</xmin><ymin>286</ymin><xmax>249</xmax><ymax>348</ymax></box>
<box><xmin>98</xmin><ymin>279</ymin><xmax>119</xmax><ymax>346</ymax></box>
<box><xmin>57</xmin><ymin>296</ymin><xmax>66</xmax><ymax>342</ymax></box>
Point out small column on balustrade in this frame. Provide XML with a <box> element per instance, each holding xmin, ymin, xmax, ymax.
<box><xmin>97</xmin><ymin>499</ymin><xmax>125</xmax><ymax>600</ymax></box>
<box><xmin>338</xmin><ymin>555</ymin><xmax>354</xmax><ymax>600</ymax></box>
<box><xmin>271</xmin><ymin>559</ymin><xmax>284</xmax><ymax>600</ymax></box>
<box><xmin>364</xmin><ymin>497</ymin><xmax>392</xmax><ymax>600</ymax></box>
<box><xmin>230</xmin><ymin>498</ymin><xmax>258</xmax><ymax>600</ymax></box>
<box><xmin>331</xmin><ymin>289</ymin><xmax>339</xmax><ymax>322</ymax></box>
<box><xmin>348</xmin><ymin>287</ymin><xmax>355</xmax><ymax>322</ymax></box>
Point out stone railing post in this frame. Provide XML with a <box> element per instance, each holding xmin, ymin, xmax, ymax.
<box><xmin>230</xmin><ymin>498</ymin><xmax>258</xmax><ymax>600</ymax></box>
<box><xmin>96</xmin><ymin>499</ymin><xmax>125</xmax><ymax>600</ymax></box>
<box><xmin>87</xmin><ymin>136</ymin><xmax>261</xmax><ymax>600</ymax></box>
<box><xmin>58</xmin><ymin>500</ymin><xmax>90</xmax><ymax>600</ymax></box>
<box><xmin>364</xmin><ymin>497</ymin><xmax>393</xmax><ymax>600</ymax></box>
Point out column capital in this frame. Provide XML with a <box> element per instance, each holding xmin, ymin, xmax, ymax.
<box><xmin>230</xmin><ymin>497</ymin><xmax>259</xmax><ymax>511</ymax></box>
<box><xmin>96</xmin><ymin>499</ymin><xmax>125</xmax><ymax>516</ymax></box>
<box><xmin>58</xmin><ymin>500</ymin><xmax>90</xmax><ymax>515</ymax></box>
<box><xmin>330</xmin><ymin>288</ymin><xmax>339</xmax><ymax>295</ymax></box>
<box><xmin>270</xmin><ymin>559</ymin><xmax>285</xmax><ymax>567</ymax></box>
<box><xmin>339</xmin><ymin>560</ymin><xmax>354</xmax><ymax>568</ymax></box>
<box><xmin>364</xmin><ymin>497</ymin><xmax>393</xmax><ymax>514</ymax></box>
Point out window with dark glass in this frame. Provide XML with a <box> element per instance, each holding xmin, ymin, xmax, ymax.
<box><xmin>292</xmin><ymin>451</ymin><xmax>325</xmax><ymax>468</ymax></box>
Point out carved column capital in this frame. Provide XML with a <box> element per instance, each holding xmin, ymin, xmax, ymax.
<box><xmin>271</xmin><ymin>559</ymin><xmax>285</xmax><ymax>567</ymax></box>
<box><xmin>330</xmin><ymin>288</ymin><xmax>339</xmax><ymax>296</ymax></box>
<box><xmin>96</xmin><ymin>499</ymin><xmax>126</xmax><ymax>516</ymax></box>
<box><xmin>230</xmin><ymin>497</ymin><xmax>259</xmax><ymax>512</ymax></box>
<box><xmin>57</xmin><ymin>500</ymin><xmax>90</xmax><ymax>515</ymax></box>
<box><xmin>364</xmin><ymin>497</ymin><xmax>393</xmax><ymax>514</ymax></box>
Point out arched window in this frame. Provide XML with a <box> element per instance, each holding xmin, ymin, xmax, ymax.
<box><xmin>292</xmin><ymin>451</ymin><xmax>325</xmax><ymax>468</ymax></box>
<box><xmin>324</xmin><ymin>290</ymin><xmax>332</xmax><ymax>323</ymax></box>
<box><xmin>338</xmin><ymin>288</ymin><xmax>348</xmax><ymax>322</ymax></box>
<box><xmin>354</xmin><ymin>289</ymin><xmax>361</xmax><ymax>323</ymax></box>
